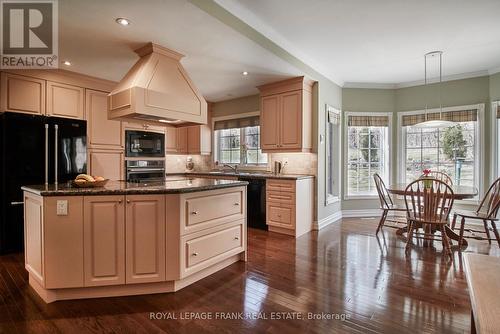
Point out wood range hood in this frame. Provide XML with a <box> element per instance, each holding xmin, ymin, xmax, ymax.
<box><xmin>108</xmin><ymin>42</ymin><xmax>207</xmax><ymax>125</ymax></box>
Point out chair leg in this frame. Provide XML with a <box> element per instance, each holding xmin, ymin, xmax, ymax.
<box><xmin>441</xmin><ymin>225</ymin><xmax>452</xmax><ymax>259</ymax></box>
<box><xmin>406</xmin><ymin>221</ymin><xmax>414</xmax><ymax>252</ymax></box>
<box><xmin>451</xmin><ymin>214</ymin><xmax>457</xmax><ymax>230</ymax></box>
<box><xmin>490</xmin><ymin>221</ymin><xmax>500</xmax><ymax>248</ymax></box>
<box><xmin>483</xmin><ymin>220</ymin><xmax>492</xmax><ymax>244</ymax></box>
<box><xmin>458</xmin><ymin>217</ymin><xmax>466</xmax><ymax>249</ymax></box>
<box><xmin>376</xmin><ymin>210</ymin><xmax>388</xmax><ymax>234</ymax></box>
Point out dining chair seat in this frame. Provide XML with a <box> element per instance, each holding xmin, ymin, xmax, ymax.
<box><xmin>453</xmin><ymin>210</ymin><xmax>499</xmax><ymax>221</ymax></box>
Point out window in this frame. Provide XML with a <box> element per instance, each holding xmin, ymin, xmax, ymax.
<box><xmin>400</xmin><ymin>106</ymin><xmax>482</xmax><ymax>191</ymax></box>
<box><xmin>495</xmin><ymin>101</ymin><xmax>500</xmax><ymax>178</ymax></box>
<box><xmin>345</xmin><ymin>113</ymin><xmax>391</xmax><ymax>197</ymax></box>
<box><xmin>213</xmin><ymin>115</ymin><xmax>267</xmax><ymax>166</ymax></box>
<box><xmin>326</xmin><ymin>105</ymin><xmax>341</xmax><ymax>203</ymax></box>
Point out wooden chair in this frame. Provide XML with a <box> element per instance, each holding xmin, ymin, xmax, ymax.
<box><xmin>451</xmin><ymin>177</ymin><xmax>500</xmax><ymax>248</ymax></box>
<box><xmin>420</xmin><ymin>171</ymin><xmax>453</xmax><ymax>185</ymax></box>
<box><xmin>404</xmin><ymin>178</ymin><xmax>455</xmax><ymax>257</ymax></box>
<box><xmin>374</xmin><ymin>173</ymin><xmax>406</xmax><ymax>234</ymax></box>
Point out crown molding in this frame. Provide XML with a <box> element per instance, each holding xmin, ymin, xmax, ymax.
<box><xmin>489</xmin><ymin>66</ymin><xmax>500</xmax><ymax>75</ymax></box>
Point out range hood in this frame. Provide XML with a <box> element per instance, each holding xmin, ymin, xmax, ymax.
<box><xmin>108</xmin><ymin>43</ymin><xmax>207</xmax><ymax>125</ymax></box>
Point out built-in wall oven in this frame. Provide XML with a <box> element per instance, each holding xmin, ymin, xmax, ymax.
<box><xmin>126</xmin><ymin>160</ymin><xmax>165</xmax><ymax>183</ymax></box>
<box><xmin>125</xmin><ymin>130</ymin><xmax>165</xmax><ymax>158</ymax></box>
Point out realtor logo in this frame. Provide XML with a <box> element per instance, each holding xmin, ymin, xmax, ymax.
<box><xmin>0</xmin><ymin>0</ymin><xmax>58</xmax><ymax>68</ymax></box>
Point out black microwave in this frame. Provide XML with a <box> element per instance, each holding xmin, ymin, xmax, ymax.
<box><xmin>125</xmin><ymin>130</ymin><xmax>165</xmax><ymax>157</ymax></box>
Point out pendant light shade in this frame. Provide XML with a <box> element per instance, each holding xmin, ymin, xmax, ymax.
<box><xmin>414</xmin><ymin>51</ymin><xmax>454</xmax><ymax>128</ymax></box>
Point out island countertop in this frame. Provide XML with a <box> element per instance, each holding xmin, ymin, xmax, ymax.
<box><xmin>22</xmin><ymin>176</ymin><xmax>248</xmax><ymax>196</ymax></box>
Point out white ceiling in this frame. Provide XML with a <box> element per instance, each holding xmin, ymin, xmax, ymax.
<box><xmin>59</xmin><ymin>0</ymin><xmax>302</xmax><ymax>101</ymax></box>
<box><xmin>216</xmin><ymin>0</ymin><xmax>500</xmax><ymax>87</ymax></box>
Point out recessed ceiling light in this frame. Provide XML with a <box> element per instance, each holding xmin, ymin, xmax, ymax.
<box><xmin>63</xmin><ymin>60</ymin><xmax>71</xmax><ymax>66</ymax></box>
<box><xmin>115</xmin><ymin>17</ymin><xmax>130</xmax><ymax>26</ymax></box>
<box><xmin>242</xmin><ymin>71</ymin><xmax>249</xmax><ymax>76</ymax></box>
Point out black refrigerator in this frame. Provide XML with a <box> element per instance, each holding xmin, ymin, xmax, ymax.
<box><xmin>0</xmin><ymin>112</ymin><xmax>87</xmax><ymax>254</ymax></box>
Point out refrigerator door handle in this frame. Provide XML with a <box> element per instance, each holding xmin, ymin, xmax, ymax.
<box><xmin>10</xmin><ymin>201</ymin><xmax>24</xmax><ymax>206</ymax></box>
<box><xmin>45</xmin><ymin>124</ymin><xmax>49</xmax><ymax>185</ymax></box>
<box><xmin>54</xmin><ymin>124</ymin><xmax>58</xmax><ymax>185</ymax></box>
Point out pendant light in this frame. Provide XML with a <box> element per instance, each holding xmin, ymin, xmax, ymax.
<box><xmin>414</xmin><ymin>51</ymin><xmax>454</xmax><ymax>128</ymax></box>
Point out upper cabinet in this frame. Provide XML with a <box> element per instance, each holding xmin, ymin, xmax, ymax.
<box><xmin>165</xmin><ymin>125</ymin><xmax>211</xmax><ymax>155</ymax></box>
<box><xmin>108</xmin><ymin>43</ymin><xmax>207</xmax><ymax>125</ymax></box>
<box><xmin>86</xmin><ymin>89</ymin><xmax>123</xmax><ymax>150</ymax></box>
<box><xmin>0</xmin><ymin>72</ymin><xmax>46</xmax><ymax>115</ymax></box>
<box><xmin>46</xmin><ymin>81</ymin><xmax>85</xmax><ymax>119</ymax></box>
<box><xmin>257</xmin><ymin>76</ymin><xmax>313</xmax><ymax>153</ymax></box>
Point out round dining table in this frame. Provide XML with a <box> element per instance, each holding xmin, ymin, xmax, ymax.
<box><xmin>386</xmin><ymin>183</ymin><xmax>479</xmax><ymax>248</ymax></box>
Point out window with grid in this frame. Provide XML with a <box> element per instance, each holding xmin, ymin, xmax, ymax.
<box><xmin>214</xmin><ymin>116</ymin><xmax>267</xmax><ymax>166</ymax></box>
<box><xmin>346</xmin><ymin>114</ymin><xmax>390</xmax><ymax>197</ymax></box>
<box><xmin>404</xmin><ymin>121</ymin><xmax>476</xmax><ymax>187</ymax></box>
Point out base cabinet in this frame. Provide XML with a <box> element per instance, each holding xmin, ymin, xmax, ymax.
<box><xmin>266</xmin><ymin>178</ymin><xmax>314</xmax><ymax>238</ymax></box>
<box><xmin>83</xmin><ymin>196</ymin><xmax>126</xmax><ymax>287</ymax></box>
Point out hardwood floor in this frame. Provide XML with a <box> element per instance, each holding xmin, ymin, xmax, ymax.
<box><xmin>0</xmin><ymin>218</ymin><xmax>498</xmax><ymax>333</ymax></box>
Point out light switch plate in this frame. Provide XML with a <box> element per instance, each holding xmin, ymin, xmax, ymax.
<box><xmin>56</xmin><ymin>200</ymin><xmax>68</xmax><ymax>216</ymax></box>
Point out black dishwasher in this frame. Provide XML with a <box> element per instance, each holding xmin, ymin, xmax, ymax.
<box><xmin>238</xmin><ymin>177</ymin><xmax>267</xmax><ymax>230</ymax></box>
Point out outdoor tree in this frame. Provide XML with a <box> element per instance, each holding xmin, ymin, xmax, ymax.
<box><xmin>442</xmin><ymin>124</ymin><xmax>467</xmax><ymax>160</ymax></box>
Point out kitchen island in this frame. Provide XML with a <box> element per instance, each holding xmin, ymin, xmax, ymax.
<box><xmin>22</xmin><ymin>177</ymin><xmax>247</xmax><ymax>303</ymax></box>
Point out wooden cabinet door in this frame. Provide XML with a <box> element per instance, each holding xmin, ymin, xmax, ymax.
<box><xmin>83</xmin><ymin>196</ymin><xmax>125</xmax><ymax>287</ymax></box>
<box><xmin>125</xmin><ymin>195</ymin><xmax>165</xmax><ymax>284</ymax></box>
<box><xmin>177</xmin><ymin>127</ymin><xmax>188</xmax><ymax>154</ymax></box>
<box><xmin>88</xmin><ymin>150</ymin><xmax>123</xmax><ymax>180</ymax></box>
<box><xmin>279</xmin><ymin>90</ymin><xmax>302</xmax><ymax>149</ymax></box>
<box><xmin>86</xmin><ymin>89</ymin><xmax>122</xmax><ymax>150</ymax></box>
<box><xmin>0</xmin><ymin>72</ymin><xmax>45</xmax><ymax>115</ymax></box>
<box><xmin>187</xmin><ymin>126</ymin><xmax>201</xmax><ymax>154</ymax></box>
<box><xmin>260</xmin><ymin>95</ymin><xmax>280</xmax><ymax>150</ymax></box>
<box><xmin>165</xmin><ymin>127</ymin><xmax>178</xmax><ymax>153</ymax></box>
<box><xmin>46</xmin><ymin>81</ymin><xmax>84</xmax><ymax>119</ymax></box>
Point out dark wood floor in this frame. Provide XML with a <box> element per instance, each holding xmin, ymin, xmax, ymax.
<box><xmin>0</xmin><ymin>218</ymin><xmax>498</xmax><ymax>334</ymax></box>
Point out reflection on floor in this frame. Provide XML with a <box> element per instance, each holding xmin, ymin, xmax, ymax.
<box><xmin>0</xmin><ymin>217</ymin><xmax>497</xmax><ymax>333</ymax></box>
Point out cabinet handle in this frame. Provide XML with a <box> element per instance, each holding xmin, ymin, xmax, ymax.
<box><xmin>191</xmin><ymin>211</ymin><xmax>199</xmax><ymax>215</ymax></box>
<box><xmin>192</xmin><ymin>252</ymin><xmax>199</xmax><ymax>256</ymax></box>
<box><xmin>234</xmin><ymin>236</ymin><xmax>239</xmax><ymax>240</ymax></box>
<box><xmin>126</xmin><ymin>200</ymin><xmax>131</xmax><ymax>204</ymax></box>
<box><xmin>233</xmin><ymin>202</ymin><xmax>240</xmax><ymax>206</ymax></box>
<box><xmin>277</xmin><ymin>214</ymin><xmax>281</xmax><ymax>217</ymax></box>
<box><xmin>118</xmin><ymin>200</ymin><xmax>122</xmax><ymax>204</ymax></box>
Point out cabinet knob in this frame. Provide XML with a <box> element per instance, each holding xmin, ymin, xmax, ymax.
<box><xmin>233</xmin><ymin>202</ymin><xmax>240</xmax><ymax>206</ymax></box>
<box><xmin>118</xmin><ymin>200</ymin><xmax>122</xmax><ymax>204</ymax></box>
<box><xmin>192</xmin><ymin>252</ymin><xmax>199</xmax><ymax>256</ymax></box>
<box><xmin>191</xmin><ymin>211</ymin><xmax>199</xmax><ymax>215</ymax></box>
<box><xmin>126</xmin><ymin>200</ymin><xmax>131</xmax><ymax>204</ymax></box>
<box><xmin>277</xmin><ymin>214</ymin><xmax>281</xmax><ymax>217</ymax></box>
<box><xmin>234</xmin><ymin>236</ymin><xmax>239</xmax><ymax>240</ymax></box>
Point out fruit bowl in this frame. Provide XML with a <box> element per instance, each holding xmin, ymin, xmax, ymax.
<box><xmin>72</xmin><ymin>179</ymin><xmax>109</xmax><ymax>188</ymax></box>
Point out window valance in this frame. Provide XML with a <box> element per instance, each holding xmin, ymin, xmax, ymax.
<box><xmin>214</xmin><ymin>116</ymin><xmax>260</xmax><ymax>131</ymax></box>
<box><xmin>347</xmin><ymin>115</ymin><xmax>389</xmax><ymax>127</ymax></box>
<box><xmin>402</xmin><ymin>109</ymin><xmax>477</xmax><ymax>127</ymax></box>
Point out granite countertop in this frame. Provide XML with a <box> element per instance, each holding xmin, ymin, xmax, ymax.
<box><xmin>22</xmin><ymin>176</ymin><xmax>248</xmax><ymax>197</ymax></box>
<box><xmin>168</xmin><ymin>171</ymin><xmax>314</xmax><ymax>180</ymax></box>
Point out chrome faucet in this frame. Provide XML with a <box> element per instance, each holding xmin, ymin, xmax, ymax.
<box><xmin>223</xmin><ymin>164</ymin><xmax>238</xmax><ymax>173</ymax></box>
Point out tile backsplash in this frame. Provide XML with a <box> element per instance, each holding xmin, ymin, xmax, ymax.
<box><xmin>165</xmin><ymin>153</ymin><xmax>317</xmax><ymax>176</ymax></box>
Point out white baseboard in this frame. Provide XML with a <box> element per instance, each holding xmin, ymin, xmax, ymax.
<box><xmin>341</xmin><ymin>209</ymin><xmax>382</xmax><ymax>218</ymax></box>
<box><xmin>313</xmin><ymin>211</ymin><xmax>342</xmax><ymax>230</ymax></box>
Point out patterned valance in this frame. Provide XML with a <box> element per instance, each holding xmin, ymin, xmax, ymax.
<box><xmin>328</xmin><ymin>109</ymin><xmax>340</xmax><ymax>124</ymax></box>
<box><xmin>214</xmin><ymin>116</ymin><xmax>259</xmax><ymax>131</ymax></box>
<box><xmin>347</xmin><ymin>115</ymin><xmax>389</xmax><ymax>127</ymax></box>
<box><xmin>402</xmin><ymin>109</ymin><xmax>477</xmax><ymax>127</ymax></box>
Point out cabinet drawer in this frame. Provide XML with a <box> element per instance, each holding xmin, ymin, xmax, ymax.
<box><xmin>183</xmin><ymin>189</ymin><xmax>244</xmax><ymax>234</ymax></box>
<box><xmin>181</xmin><ymin>221</ymin><xmax>244</xmax><ymax>277</ymax></box>
<box><xmin>266</xmin><ymin>179</ymin><xmax>296</xmax><ymax>193</ymax></box>
<box><xmin>266</xmin><ymin>190</ymin><xmax>295</xmax><ymax>204</ymax></box>
<box><xmin>267</xmin><ymin>202</ymin><xmax>294</xmax><ymax>229</ymax></box>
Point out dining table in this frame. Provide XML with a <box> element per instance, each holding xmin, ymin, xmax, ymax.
<box><xmin>386</xmin><ymin>183</ymin><xmax>479</xmax><ymax>248</ymax></box>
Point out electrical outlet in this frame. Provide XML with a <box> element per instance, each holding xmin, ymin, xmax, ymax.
<box><xmin>56</xmin><ymin>200</ymin><xmax>68</xmax><ymax>216</ymax></box>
